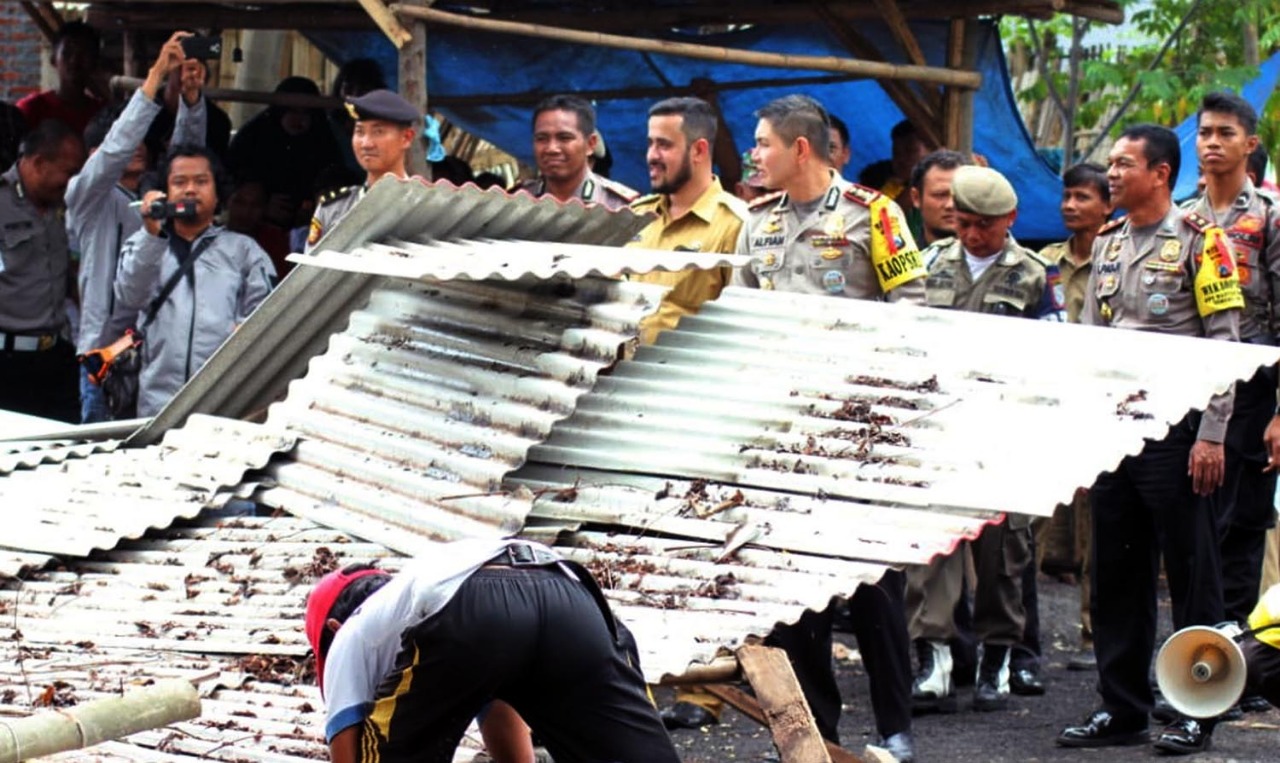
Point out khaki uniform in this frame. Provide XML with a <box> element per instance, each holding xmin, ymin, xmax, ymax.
<box><xmin>732</xmin><ymin>173</ymin><xmax>927</xmax><ymax>304</ymax></box>
<box><xmin>515</xmin><ymin>172</ymin><xmax>638</xmax><ymax>211</ymax></box>
<box><xmin>1039</xmin><ymin>238</ymin><xmax>1092</xmax><ymax>324</ymax></box>
<box><xmin>924</xmin><ymin>235</ymin><xmax>1065</xmax><ymax>321</ymax></box>
<box><xmin>909</xmin><ymin>234</ymin><xmax>1061</xmax><ymax>648</ymax></box>
<box><xmin>1082</xmin><ymin>206</ymin><xmax>1240</xmax><ymax>441</ymax></box>
<box><xmin>305</xmin><ymin>184</ymin><xmax>364</xmax><ymax>254</ymax></box>
<box><xmin>628</xmin><ymin>178</ymin><xmax>747</xmax><ymax>344</ymax></box>
<box><xmin>1181</xmin><ymin>181</ymin><xmax>1280</xmax><ymax>341</ymax></box>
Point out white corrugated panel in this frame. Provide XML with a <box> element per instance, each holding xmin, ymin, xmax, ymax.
<box><xmin>254</xmin><ymin>276</ymin><xmax>669</xmax><ymax>549</ymax></box>
<box><xmin>291</xmin><ymin>238</ymin><xmax>747</xmax><ymax>282</ymax></box>
<box><xmin>0</xmin><ymin>416</ymin><xmax>295</xmax><ymax>566</ymax></box>
<box><xmin>529</xmin><ymin>287</ymin><xmax>1280</xmax><ymax>519</ymax></box>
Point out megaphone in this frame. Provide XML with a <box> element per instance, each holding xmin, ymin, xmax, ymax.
<box><xmin>1155</xmin><ymin>623</ymin><xmax>1247</xmax><ymax>719</ymax></box>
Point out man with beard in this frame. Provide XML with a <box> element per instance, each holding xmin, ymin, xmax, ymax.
<box><xmin>1058</xmin><ymin>124</ymin><xmax>1237</xmax><ymax>755</ymax></box>
<box><xmin>516</xmin><ymin>95</ymin><xmax>636</xmax><ymax>210</ymax></box>
<box><xmin>627</xmin><ymin>97</ymin><xmax>747</xmax><ymax>344</ymax></box>
<box><xmin>306</xmin><ymin>90</ymin><xmax>417</xmax><ymax>253</ymax></box>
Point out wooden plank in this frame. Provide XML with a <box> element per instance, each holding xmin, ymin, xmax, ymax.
<box><xmin>356</xmin><ymin>0</ymin><xmax>413</xmax><ymax>48</ymax></box>
<box><xmin>703</xmin><ymin>683</ymin><xmax>865</xmax><ymax>763</ymax></box>
<box><xmin>735</xmin><ymin>644</ymin><xmax>834</xmax><ymax>763</ymax></box>
<box><xmin>870</xmin><ymin>0</ymin><xmax>928</xmax><ymax>68</ymax></box>
<box><xmin>398</xmin><ymin>0</ymin><xmax>429</xmax><ymax>178</ymax></box>
<box><xmin>391</xmin><ymin>4</ymin><xmax>983</xmax><ymax>89</ymax></box>
<box><xmin>944</xmin><ymin>18</ymin><xmax>966</xmax><ymax>150</ymax></box>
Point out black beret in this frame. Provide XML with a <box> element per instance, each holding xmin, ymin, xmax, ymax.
<box><xmin>344</xmin><ymin>89</ymin><xmax>419</xmax><ymax>125</ymax></box>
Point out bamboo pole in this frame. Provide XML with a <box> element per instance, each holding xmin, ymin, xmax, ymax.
<box><xmin>390</xmin><ymin>4</ymin><xmax>983</xmax><ymax>90</ymax></box>
<box><xmin>0</xmin><ymin>679</ymin><xmax>201</xmax><ymax>763</ymax></box>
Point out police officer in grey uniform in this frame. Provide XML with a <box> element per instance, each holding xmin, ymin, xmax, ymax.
<box><xmin>0</xmin><ymin>120</ymin><xmax>85</xmax><ymax>422</ymax></box>
<box><xmin>910</xmin><ymin>167</ymin><xmax>1065</xmax><ymax>715</ymax></box>
<box><xmin>305</xmin><ymin>89</ymin><xmax>419</xmax><ymax>253</ymax></box>
<box><xmin>515</xmin><ymin>94</ymin><xmax>637</xmax><ymax>210</ymax></box>
<box><xmin>731</xmin><ymin>94</ymin><xmax>920</xmax><ymax>763</ymax></box>
<box><xmin>732</xmin><ymin>95</ymin><xmax>926</xmax><ymax>304</ymax></box>
<box><xmin>68</xmin><ymin>31</ymin><xmax>207</xmax><ymax>423</ymax></box>
<box><xmin>1059</xmin><ymin>124</ymin><xmax>1237</xmax><ymax>754</ymax></box>
<box><xmin>1184</xmin><ymin>93</ymin><xmax>1280</xmax><ymax>646</ymax></box>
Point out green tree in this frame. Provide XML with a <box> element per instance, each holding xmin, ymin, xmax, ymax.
<box><xmin>1003</xmin><ymin>0</ymin><xmax>1280</xmax><ymax>173</ymax></box>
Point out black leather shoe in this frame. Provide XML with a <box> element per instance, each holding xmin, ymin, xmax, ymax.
<box><xmin>1240</xmin><ymin>693</ymin><xmax>1273</xmax><ymax>713</ymax></box>
<box><xmin>879</xmin><ymin>732</ymin><xmax>915</xmax><ymax>763</ymax></box>
<box><xmin>1066</xmin><ymin>650</ymin><xmax>1096</xmax><ymax>672</ymax></box>
<box><xmin>660</xmin><ymin>701</ymin><xmax>718</xmax><ymax>730</ymax></box>
<box><xmin>1153</xmin><ymin>718</ymin><xmax>1212</xmax><ymax>755</ymax></box>
<box><xmin>1009</xmin><ymin>666</ymin><xmax>1045</xmax><ymax>696</ymax></box>
<box><xmin>1056</xmin><ymin>710</ymin><xmax>1150</xmax><ymax>748</ymax></box>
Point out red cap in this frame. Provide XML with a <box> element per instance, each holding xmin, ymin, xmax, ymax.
<box><xmin>305</xmin><ymin>567</ymin><xmax>386</xmax><ymax>693</ymax></box>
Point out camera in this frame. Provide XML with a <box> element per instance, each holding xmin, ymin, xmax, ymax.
<box><xmin>145</xmin><ymin>199</ymin><xmax>199</xmax><ymax>221</ymax></box>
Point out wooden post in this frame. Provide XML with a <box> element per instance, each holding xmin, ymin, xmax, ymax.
<box><xmin>121</xmin><ymin>31</ymin><xmax>137</xmax><ymax>78</ymax></box>
<box><xmin>943</xmin><ymin>18</ymin><xmax>976</xmax><ymax>153</ymax></box>
<box><xmin>0</xmin><ymin>679</ymin><xmax>200</xmax><ymax>763</ymax></box>
<box><xmin>398</xmin><ymin>0</ymin><xmax>429</xmax><ymax>178</ymax></box>
<box><xmin>735</xmin><ymin>645</ymin><xmax>835</xmax><ymax>763</ymax></box>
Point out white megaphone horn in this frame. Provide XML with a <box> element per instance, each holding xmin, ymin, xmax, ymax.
<box><xmin>1155</xmin><ymin>623</ymin><xmax>1247</xmax><ymax>719</ymax></box>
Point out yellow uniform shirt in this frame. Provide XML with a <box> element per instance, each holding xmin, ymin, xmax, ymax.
<box><xmin>628</xmin><ymin>178</ymin><xmax>747</xmax><ymax>344</ymax></box>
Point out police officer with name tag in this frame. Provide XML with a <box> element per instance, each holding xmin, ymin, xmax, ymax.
<box><xmin>515</xmin><ymin>95</ymin><xmax>637</xmax><ymax>210</ymax></box>
<box><xmin>0</xmin><ymin>120</ymin><xmax>86</xmax><ymax>422</ymax></box>
<box><xmin>732</xmin><ymin>94</ymin><xmax>926</xmax><ymax>303</ymax></box>
<box><xmin>306</xmin><ymin>89</ymin><xmax>419</xmax><ymax>253</ymax></box>
<box><xmin>1058</xmin><ymin>124</ymin><xmax>1240</xmax><ymax>755</ymax></box>
<box><xmin>1184</xmin><ymin>95</ymin><xmax>1280</xmax><ymax>686</ymax></box>
<box><xmin>732</xmin><ymin>93</ymin><xmax>921</xmax><ymax>762</ymax></box>
<box><xmin>909</xmin><ymin>166</ymin><xmax>1065</xmax><ymax>717</ymax></box>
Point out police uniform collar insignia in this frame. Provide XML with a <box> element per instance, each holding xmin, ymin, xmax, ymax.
<box><xmin>345</xmin><ymin>101</ymin><xmax>360</xmax><ymax>121</ymax></box>
<box><xmin>580</xmin><ymin>178</ymin><xmax>595</xmax><ymax>200</ymax></box>
<box><xmin>1097</xmin><ymin>216</ymin><xmax>1127</xmax><ymax>235</ymax></box>
<box><xmin>842</xmin><ymin>183</ymin><xmax>880</xmax><ymax>207</ymax></box>
<box><xmin>1183</xmin><ymin>211</ymin><xmax>1212</xmax><ymax>233</ymax></box>
<box><xmin>823</xmin><ymin>185</ymin><xmax>840</xmax><ymax>210</ymax></box>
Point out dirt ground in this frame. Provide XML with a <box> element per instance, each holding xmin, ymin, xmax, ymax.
<box><xmin>658</xmin><ymin>576</ymin><xmax>1280</xmax><ymax>763</ymax></box>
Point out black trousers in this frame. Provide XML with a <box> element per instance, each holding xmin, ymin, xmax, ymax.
<box><xmin>1011</xmin><ymin>530</ymin><xmax>1042</xmax><ymax>671</ymax></box>
<box><xmin>766</xmin><ymin>570</ymin><xmax>912</xmax><ymax>743</ymax></box>
<box><xmin>1090</xmin><ymin>417</ymin><xmax>1224</xmax><ymax>723</ymax></box>
<box><xmin>1242</xmin><ymin>635</ymin><xmax>1280</xmax><ymax>709</ymax></box>
<box><xmin>359</xmin><ymin>566</ymin><xmax>679</xmax><ymax>763</ymax></box>
<box><xmin>0</xmin><ymin>338</ymin><xmax>78</xmax><ymax>424</ymax></box>
<box><xmin>1217</xmin><ymin>367</ymin><xmax>1279</xmax><ymax>624</ymax></box>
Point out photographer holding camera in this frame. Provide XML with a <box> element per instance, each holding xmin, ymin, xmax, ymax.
<box><xmin>70</xmin><ymin>30</ymin><xmax>208</xmax><ymax>423</ymax></box>
<box><xmin>113</xmin><ymin>143</ymin><xmax>274</xmax><ymax>417</ymax></box>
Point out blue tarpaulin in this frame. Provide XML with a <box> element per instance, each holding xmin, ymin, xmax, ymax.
<box><xmin>309</xmin><ymin>21</ymin><xmax>1279</xmax><ymax>242</ymax></box>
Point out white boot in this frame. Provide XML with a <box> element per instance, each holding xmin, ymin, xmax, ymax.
<box><xmin>911</xmin><ymin>639</ymin><xmax>956</xmax><ymax>713</ymax></box>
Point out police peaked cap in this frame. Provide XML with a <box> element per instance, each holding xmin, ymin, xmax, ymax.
<box><xmin>344</xmin><ymin>89</ymin><xmax>420</xmax><ymax>125</ymax></box>
<box><xmin>951</xmin><ymin>165</ymin><xmax>1018</xmax><ymax>217</ymax></box>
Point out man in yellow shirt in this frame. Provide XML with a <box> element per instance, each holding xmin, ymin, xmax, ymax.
<box><xmin>629</xmin><ymin>96</ymin><xmax>748</xmax><ymax>344</ymax></box>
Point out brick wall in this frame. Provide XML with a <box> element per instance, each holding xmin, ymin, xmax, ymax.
<box><xmin>0</xmin><ymin>5</ymin><xmax>45</xmax><ymax>104</ymax></box>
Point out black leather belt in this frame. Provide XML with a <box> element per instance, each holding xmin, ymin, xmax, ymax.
<box><xmin>486</xmin><ymin>542</ymin><xmax>560</xmax><ymax>567</ymax></box>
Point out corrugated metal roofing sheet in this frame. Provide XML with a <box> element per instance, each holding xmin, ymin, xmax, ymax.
<box><xmin>253</xmin><ymin>276</ymin><xmax>668</xmax><ymax>551</ymax></box>
<box><xmin>0</xmin><ymin>416</ymin><xmax>295</xmax><ymax>577</ymax></box>
<box><xmin>133</xmin><ymin>177</ymin><xmax>657</xmax><ymax>444</ymax></box>
<box><xmin>0</xmin><ymin>439</ymin><xmax>122</xmax><ymax>475</ymax></box>
<box><xmin>528</xmin><ymin>287</ymin><xmax>1280</xmax><ymax>519</ymax></box>
<box><xmin>291</xmin><ymin>238</ymin><xmax>747</xmax><ymax>282</ymax></box>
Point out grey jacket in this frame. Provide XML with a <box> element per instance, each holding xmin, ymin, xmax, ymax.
<box><xmin>114</xmin><ymin>224</ymin><xmax>274</xmax><ymax>416</ymax></box>
<box><xmin>67</xmin><ymin>90</ymin><xmax>206</xmax><ymax>354</ymax></box>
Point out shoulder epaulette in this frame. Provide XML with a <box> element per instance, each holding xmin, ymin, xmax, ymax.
<box><xmin>842</xmin><ymin>183</ymin><xmax>882</xmax><ymax>207</ymax></box>
<box><xmin>1183</xmin><ymin>210</ymin><xmax>1212</xmax><ymax>233</ymax></box>
<box><xmin>629</xmin><ymin>193</ymin><xmax>661</xmax><ymax>210</ymax></box>
<box><xmin>924</xmin><ymin>236</ymin><xmax>956</xmax><ymax>251</ymax></box>
<box><xmin>600</xmin><ymin>177</ymin><xmax>639</xmax><ymax>203</ymax></box>
<box><xmin>1097</xmin><ymin>215</ymin><xmax>1127</xmax><ymax>235</ymax></box>
<box><xmin>747</xmin><ymin>190</ymin><xmax>785</xmax><ymax>210</ymax></box>
<box><xmin>720</xmin><ymin>193</ymin><xmax>750</xmax><ymax>221</ymax></box>
<box><xmin>1024</xmin><ymin>248</ymin><xmax>1053</xmax><ymax>268</ymax></box>
<box><xmin>320</xmin><ymin>185</ymin><xmax>358</xmax><ymax>205</ymax></box>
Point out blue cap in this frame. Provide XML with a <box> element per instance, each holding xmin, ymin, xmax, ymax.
<box><xmin>344</xmin><ymin>89</ymin><xmax>419</xmax><ymax>125</ymax></box>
